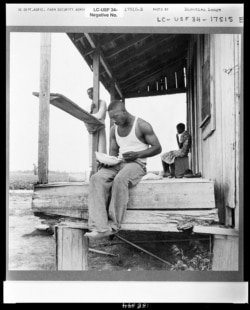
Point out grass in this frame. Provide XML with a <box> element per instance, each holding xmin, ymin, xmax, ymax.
<box><xmin>9</xmin><ymin>171</ymin><xmax>70</xmax><ymax>190</ymax></box>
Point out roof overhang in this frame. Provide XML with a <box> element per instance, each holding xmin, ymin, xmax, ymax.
<box><xmin>67</xmin><ymin>33</ymin><xmax>189</xmax><ymax>99</ymax></box>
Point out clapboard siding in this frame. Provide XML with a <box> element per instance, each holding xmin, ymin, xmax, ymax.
<box><xmin>188</xmin><ymin>34</ymin><xmax>241</xmax><ymax>225</ymax></box>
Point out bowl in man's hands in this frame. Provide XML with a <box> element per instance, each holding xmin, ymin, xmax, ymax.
<box><xmin>95</xmin><ymin>152</ymin><xmax>122</xmax><ymax>166</ymax></box>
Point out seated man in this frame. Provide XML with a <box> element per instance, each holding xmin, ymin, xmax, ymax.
<box><xmin>161</xmin><ymin>123</ymin><xmax>191</xmax><ymax>178</ymax></box>
<box><xmin>85</xmin><ymin>99</ymin><xmax>162</xmax><ymax>238</ymax></box>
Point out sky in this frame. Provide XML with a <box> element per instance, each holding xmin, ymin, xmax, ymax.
<box><xmin>9</xmin><ymin>32</ymin><xmax>186</xmax><ymax>173</ymax></box>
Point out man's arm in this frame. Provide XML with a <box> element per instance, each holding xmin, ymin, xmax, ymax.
<box><xmin>91</xmin><ymin>100</ymin><xmax>107</xmax><ymax>121</ymax></box>
<box><xmin>176</xmin><ymin>134</ymin><xmax>182</xmax><ymax>148</ymax></box>
<box><xmin>109</xmin><ymin>125</ymin><xmax>119</xmax><ymax>157</ymax></box>
<box><xmin>173</xmin><ymin>134</ymin><xmax>191</xmax><ymax>157</ymax></box>
<box><xmin>122</xmin><ymin>120</ymin><xmax>162</xmax><ymax>162</ymax></box>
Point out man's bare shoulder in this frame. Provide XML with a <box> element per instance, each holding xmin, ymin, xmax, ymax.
<box><xmin>137</xmin><ymin>118</ymin><xmax>153</xmax><ymax>133</ymax></box>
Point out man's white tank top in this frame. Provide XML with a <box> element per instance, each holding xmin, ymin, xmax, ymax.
<box><xmin>115</xmin><ymin>117</ymin><xmax>148</xmax><ymax>163</ymax></box>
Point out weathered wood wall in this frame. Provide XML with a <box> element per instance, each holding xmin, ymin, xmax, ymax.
<box><xmin>188</xmin><ymin>34</ymin><xmax>241</xmax><ymax>226</ymax></box>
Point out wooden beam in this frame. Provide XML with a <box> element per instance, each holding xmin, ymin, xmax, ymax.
<box><xmin>83</xmin><ymin>46</ymin><xmax>94</xmax><ymax>57</ymax></box>
<box><xmin>105</xmin><ymin>34</ymin><xmax>152</xmax><ymax>59</ymax></box>
<box><xmin>124</xmin><ymin>88</ymin><xmax>186</xmax><ymax>99</ymax></box>
<box><xmin>56</xmin><ymin>226</ymin><xmax>89</xmax><ymax>270</ymax></box>
<box><xmin>33</xmin><ymin>204</ymin><xmax>219</xmax><ymax>225</ymax></box>
<box><xmin>73</xmin><ymin>33</ymin><xmax>85</xmax><ymax>42</ymax></box>
<box><xmin>56</xmin><ymin>220</ymin><xmax>180</xmax><ymax>233</ymax></box>
<box><xmin>109</xmin><ymin>79</ymin><xmax>115</xmax><ymax>128</ymax></box>
<box><xmin>33</xmin><ymin>92</ymin><xmax>104</xmax><ymax>130</ymax></box>
<box><xmin>212</xmin><ymin>235</ymin><xmax>239</xmax><ymax>270</ymax></box>
<box><xmin>84</xmin><ymin>33</ymin><xmax>123</xmax><ymax>99</ymax></box>
<box><xmin>38</xmin><ymin>33</ymin><xmax>51</xmax><ymax>184</ymax></box>
<box><xmin>193</xmin><ymin>225</ymin><xmax>239</xmax><ymax>236</ymax></box>
<box><xmin>89</xmin><ymin>48</ymin><xmax>100</xmax><ymax>176</ymax></box>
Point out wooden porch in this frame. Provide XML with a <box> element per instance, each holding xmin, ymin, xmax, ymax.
<box><xmin>32</xmin><ymin>178</ymin><xmax>219</xmax><ymax>232</ymax></box>
<box><xmin>32</xmin><ymin>32</ymin><xmax>241</xmax><ymax>271</ymax></box>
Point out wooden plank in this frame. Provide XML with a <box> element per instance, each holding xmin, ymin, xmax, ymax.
<box><xmin>32</xmin><ymin>179</ymin><xmax>216</xmax><ymax>214</ymax></box>
<box><xmin>212</xmin><ymin>235</ymin><xmax>239</xmax><ymax>270</ymax></box>
<box><xmin>34</xmin><ymin>209</ymin><xmax>218</xmax><ymax>225</ymax></box>
<box><xmin>220</xmin><ymin>35</ymin><xmax>237</xmax><ymax>214</ymax></box>
<box><xmin>124</xmin><ymin>88</ymin><xmax>186</xmax><ymax>99</ymax></box>
<box><xmin>56</xmin><ymin>226</ymin><xmax>89</xmax><ymax>270</ymax></box>
<box><xmin>90</xmin><ymin>48</ymin><xmax>100</xmax><ymax>175</ymax></box>
<box><xmin>38</xmin><ymin>33</ymin><xmax>51</xmax><ymax>184</ymax></box>
<box><xmin>109</xmin><ymin>80</ymin><xmax>115</xmax><ymax>127</ymax></box>
<box><xmin>128</xmin><ymin>181</ymin><xmax>215</xmax><ymax>209</ymax></box>
<box><xmin>193</xmin><ymin>225</ymin><xmax>238</xmax><ymax>236</ymax></box>
<box><xmin>123</xmin><ymin>209</ymin><xmax>219</xmax><ymax>224</ymax></box>
<box><xmin>33</xmin><ymin>92</ymin><xmax>104</xmax><ymax>130</ymax></box>
<box><xmin>57</xmin><ymin>221</ymin><xmax>180</xmax><ymax>233</ymax></box>
<box><xmin>120</xmin><ymin>223</ymin><xmax>180</xmax><ymax>232</ymax></box>
<box><xmin>234</xmin><ymin>34</ymin><xmax>242</xmax><ymax>231</ymax></box>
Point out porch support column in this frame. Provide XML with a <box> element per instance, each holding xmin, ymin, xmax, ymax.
<box><xmin>109</xmin><ymin>79</ymin><xmax>116</xmax><ymax>128</ymax></box>
<box><xmin>38</xmin><ymin>33</ymin><xmax>51</xmax><ymax>184</ymax></box>
<box><xmin>89</xmin><ymin>47</ymin><xmax>100</xmax><ymax>177</ymax></box>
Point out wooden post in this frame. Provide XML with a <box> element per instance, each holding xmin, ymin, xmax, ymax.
<box><xmin>109</xmin><ymin>79</ymin><xmax>115</xmax><ymax>128</ymax></box>
<box><xmin>212</xmin><ymin>235</ymin><xmax>239</xmax><ymax>271</ymax></box>
<box><xmin>38</xmin><ymin>33</ymin><xmax>51</xmax><ymax>184</ymax></box>
<box><xmin>56</xmin><ymin>226</ymin><xmax>89</xmax><ymax>270</ymax></box>
<box><xmin>89</xmin><ymin>48</ymin><xmax>100</xmax><ymax>177</ymax></box>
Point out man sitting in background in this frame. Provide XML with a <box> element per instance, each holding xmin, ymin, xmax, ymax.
<box><xmin>161</xmin><ymin>123</ymin><xmax>191</xmax><ymax>178</ymax></box>
<box><xmin>86</xmin><ymin>87</ymin><xmax>107</xmax><ymax>154</ymax></box>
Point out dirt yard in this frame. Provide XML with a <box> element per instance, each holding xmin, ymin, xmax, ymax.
<box><xmin>8</xmin><ymin>190</ymin><xmax>212</xmax><ymax>271</ymax></box>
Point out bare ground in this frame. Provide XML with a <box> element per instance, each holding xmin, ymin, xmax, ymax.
<box><xmin>8</xmin><ymin>190</ymin><xmax>212</xmax><ymax>271</ymax></box>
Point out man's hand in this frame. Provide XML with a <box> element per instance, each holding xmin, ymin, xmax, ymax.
<box><xmin>84</xmin><ymin>123</ymin><xmax>98</xmax><ymax>134</ymax></box>
<box><xmin>122</xmin><ymin>151</ymin><xmax>139</xmax><ymax>162</ymax></box>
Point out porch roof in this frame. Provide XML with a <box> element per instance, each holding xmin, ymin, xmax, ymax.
<box><xmin>67</xmin><ymin>33</ymin><xmax>190</xmax><ymax>99</ymax></box>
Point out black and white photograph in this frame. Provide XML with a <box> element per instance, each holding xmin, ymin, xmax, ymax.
<box><xmin>5</xmin><ymin>3</ymin><xmax>246</xmax><ymax>304</ymax></box>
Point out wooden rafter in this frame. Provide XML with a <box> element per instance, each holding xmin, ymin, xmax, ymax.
<box><xmin>115</xmin><ymin>41</ymin><xmax>188</xmax><ymax>82</ymax></box>
<box><xmin>73</xmin><ymin>34</ymin><xmax>85</xmax><ymax>42</ymax></box>
<box><xmin>124</xmin><ymin>87</ymin><xmax>186</xmax><ymax>99</ymax></box>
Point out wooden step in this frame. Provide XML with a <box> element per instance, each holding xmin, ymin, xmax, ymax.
<box><xmin>32</xmin><ymin>178</ymin><xmax>216</xmax><ymax>218</ymax></box>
